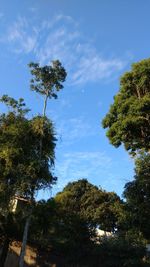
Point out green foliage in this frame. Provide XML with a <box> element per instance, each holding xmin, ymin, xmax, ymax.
<box><xmin>0</xmin><ymin>95</ymin><xmax>30</xmax><ymax>116</ymax></box>
<box><xmin>55</xmin><ymin>179</ymin><xmax>123</xmax><ymax>232</ymax></box>
<box><xmin>29</xmin><ymin>194</ymin><xmax>146</xmax><ymax>267</ymax></box>
<box><xmin>0</xmin><ymin>101</ymin><xmax>56</xmax><ymax>205</ymax></box>
<box><xmin>93</xmin><ymin>234</ymin><xmax>146</xmax><ymax>267</ymax></box>
<box><xmin>29</xmin><ymin>198</ymin><xmax>58</xmax><ymax>248</ymax></box>
<box><xmin>29</xmin><ymin>197</ymin><xmax>95</xmax><ymax>266</ymax></box>
<box><xmin>0</xmin><ymin>97</ymin><xmax>57</xmax><ymax>265</ymax></box>
<box><xmin>28</xmin><ymin>60</ymin><xmax>67</xmax><ymax>99</ymax></box>
<box><xmin>124</xmin><ymin>153</ymin><xmax>150</xmax><ymax>240</ymax></box>
<box><xmin>102</xmin><ymin>58</ymin><xmax>150</xmax><ymax>155</ymax></box>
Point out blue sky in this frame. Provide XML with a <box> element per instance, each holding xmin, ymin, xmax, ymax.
<box><xmin>0</xmin><ymin>0</ymin><xmax>150</xmax><ymax>198</ymax></box>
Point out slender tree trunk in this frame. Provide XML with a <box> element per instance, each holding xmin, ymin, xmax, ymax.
<box><xmin>0</xmin><ymin>236</ymin><xmax>10</xmax><ymax>267</ymax></box>
<box><xmin>18</xmin><ymin>215</ymin><xmax>31</xmax><ymax>267</ymax></box>
<box><xmin>43</xmin><ymin>94</ymin><xmax>48</xmax><ymax>117</ymax></box>
<box><xmin>40</xmin><ymin>94</ymin><xmax>48</xmax><ymax>156</ymax></box>
<box><xmin>19</xmin><ymin>91</ymin><xmax>48</xmax><ymax>267</ymax></box>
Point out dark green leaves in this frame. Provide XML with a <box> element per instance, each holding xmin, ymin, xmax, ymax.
<box><xmin>28</xmin><ymin>60</ymin><xmax>67</xmax><ymax>99</ymax></box>
<box><xmin>102</xmin><ymin>58</ymin><xmax>150</xmax><ymax>155</ymax></box>
<box><xmin>55</xmin><ymin>179</ymin><xmax>123</xmax><ymax>232</ymax></box>
<box><xmin>0</xmin><ymin>95</ymin><xmax>30</xmax><ymax>116</ymax></box>
<box><xmin>0</xmin><ymin>110</ymin><xmax>56</xmax><ymax>200</ymax></box>
<box><xmin>124</xmin><ymin>154</ymin><xmax>150</xmax><ymax>239</ymax></box>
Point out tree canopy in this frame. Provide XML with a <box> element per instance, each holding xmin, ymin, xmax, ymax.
<box><xmin>29</xmin><ymin>60</ymin><xmax>67</xmax><ymax>116</ymax></box>
<box><xmin>0</xmin><ymin>96</ymin><xmax>57</xmax><ymax>211</ymax></box>
<box><xmin>55</xmin><ymin>179</ymin><xmax>123</xmax><ymax>232</ymax></box>
<box><xmin>124</xmin><ymin>153</ymin><xmax>150</xmax><ymax>240</ymax></box>
<box><xmin>102</xmin><ymin>58</ymin><xmax>150</xmax><ymax>155</ymax></box>
<box><xmin>28</xmin><ymin>180</ymin><xmax>146</xmax><ymax>267</ymax></box>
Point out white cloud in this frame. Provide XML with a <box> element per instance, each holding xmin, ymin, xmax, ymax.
<box><xmin>1</xmin><ymin>14</ymin><xmax>127</xmax><ymax>85</ymax></box>
<box><xmin>56</xmin><ymin>116</ymin><xmax>97</xmax><ymax>145</ymax></box>
<box><xmin>71</xmin><ymin>56</ymin><xmax>124</xmax><ymax>85</ymax></box>
<box><xmin>6</xmin><ymin>17</ymin><xmax>37</xmax><ymax>54</ymax></box>
<box><xmin>54</xmin><ymin>151</ymin><xmax>112</xmax><ymax>192</ymax></box>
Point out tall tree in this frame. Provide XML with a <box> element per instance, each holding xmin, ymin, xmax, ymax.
<box><xmin>19</xmin><ymin>60</ymin><xmax>67</xmax><ymax>266</ymax></box>
<box><xmin>28</xmin><ymin>60</ymin><xmax>67</xmax><ymax>116</ymax></box>
<box><xmin>102</xmin><ymin>58</ymin><xmax>150</xmax><ymax>155</ymax></box>
<box><xmin>0</xmin><ymin>96</ymin><xmax>56</xmax><ymax>266</ymax></box>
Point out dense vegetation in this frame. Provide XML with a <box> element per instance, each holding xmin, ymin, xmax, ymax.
<box><xmin>0</xmin><ymin>58</ymin><xmax>150</xmax><ymax>266</ymax></box>
<box><xmin>102</xmin><ymin>58</ymin><xmax>150</xmax><ymax>155</ymax></box>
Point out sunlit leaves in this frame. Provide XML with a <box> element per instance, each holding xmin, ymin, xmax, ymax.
<box><xmin>102</xmin><ymin>58</ymin><xmax>150</xmax><ymax>155</ymax></box>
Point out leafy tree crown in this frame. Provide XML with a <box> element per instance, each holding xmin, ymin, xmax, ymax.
<box><xmin>102</xmin><ymin>58</ymin><xmax>150</xmax><ymax>155</ymax></box>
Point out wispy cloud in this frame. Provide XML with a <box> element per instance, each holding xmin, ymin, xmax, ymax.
<box><xmin>29</xmin><ymin>7</ymin><xmax>38</xmax><ymax>13</ymax></box>
<box><xmin>54</xmin><ymin>151</ymin><xmax>112</xmax><ymax>191</ymax></box>
<box><xmin>56</xmin><ymin>116</ymin><xmax>97</xmax><ymax>146</ymax></box>
<box><xmin>0</xmin><ymin>13</ymin><xmax>4</xmax><ymax>19</ymax></box>
<box><xmin>5</xmin><ymin>17</ymin><xmax>37</xmax><ymax>54</ymax></box>
<box><xmin>34</xmin><ymin>16</ymin><xmax>126</xmax><ymax>85</ymax></box>
<box><xmin>53</xmin><ymin>150</ymin><xmax>131</xmax><ymax>196</ymax></box>
<box><xmin>71</xmin><ymin>56</ymin><xmax>124</xmax><ymax>85</ymax></box>
<box><xmin>1</xmin><ymin>14</ymin><xmax>127</xmax><ymax>85</ymax></box>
